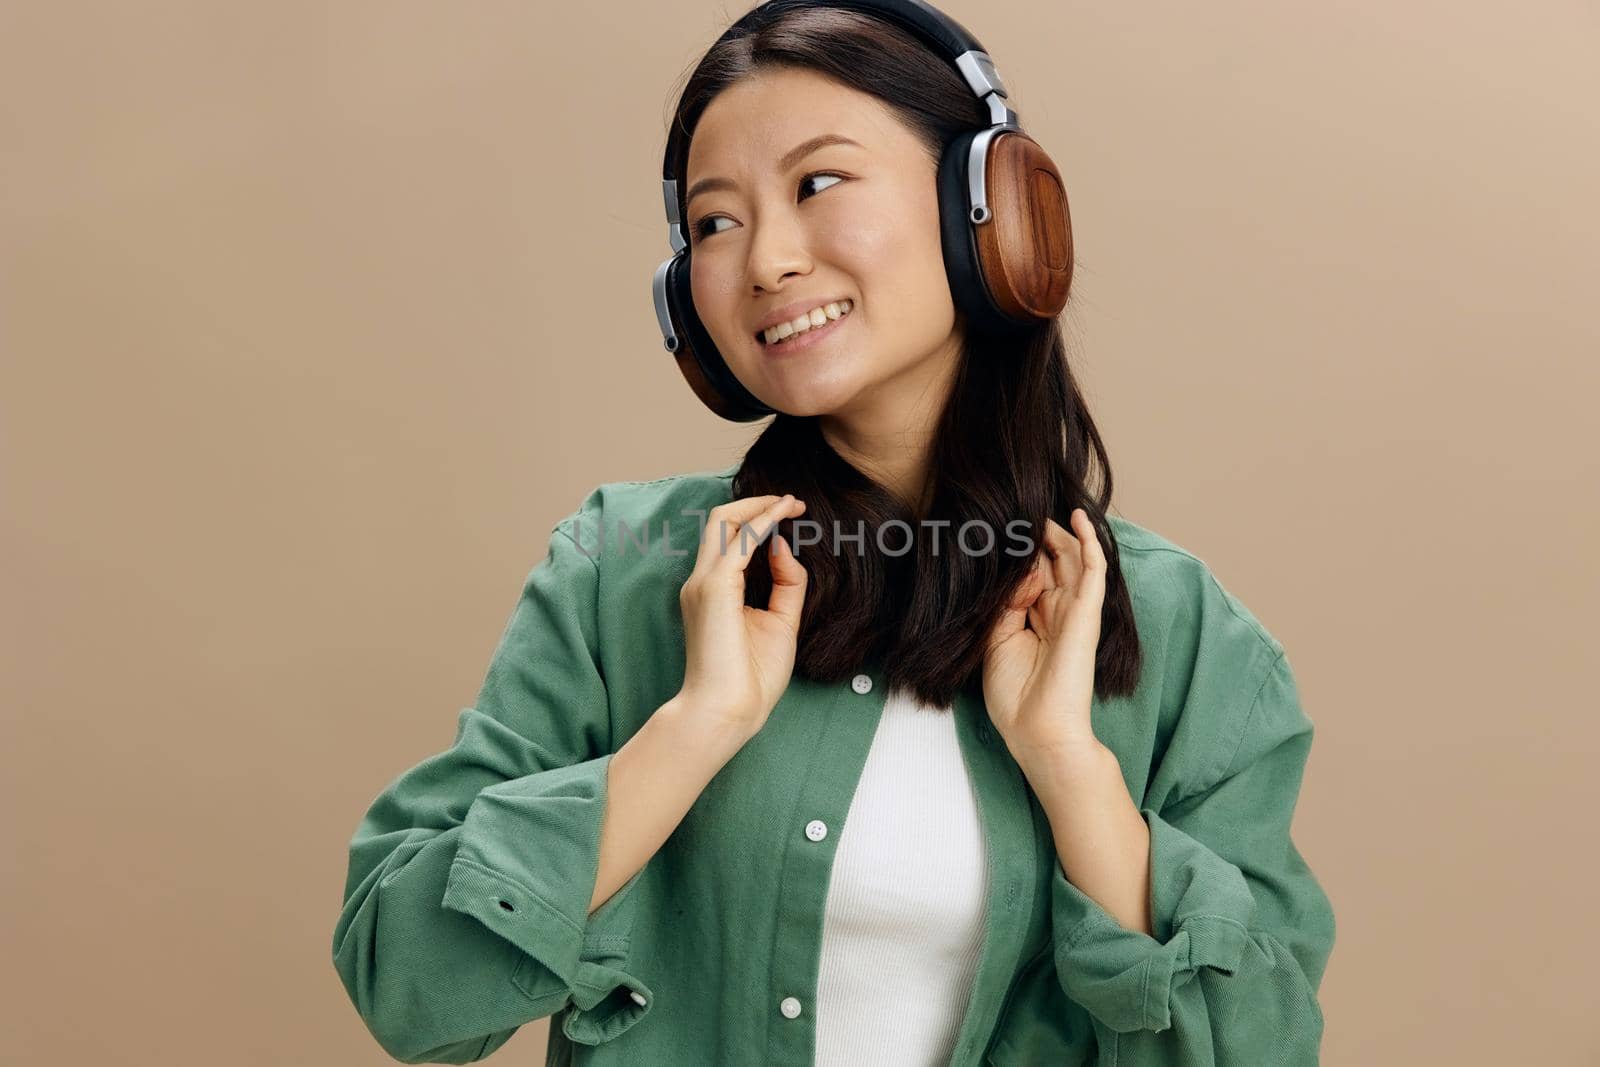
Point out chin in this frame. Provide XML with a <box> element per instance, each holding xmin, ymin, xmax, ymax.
<box><xmin>717</xmin><ymin>353</ymin><xmax>849</xmax><ymax>414</ymax></box>
<box><xmin>756</xmin><ymin>372</ymin><xmax>865</xmax><ymax>418</ymax></box>
<box><xmin>764</xmin><ymin>388</ymin><xmax>857</xmax><ymax>422</ymax></box>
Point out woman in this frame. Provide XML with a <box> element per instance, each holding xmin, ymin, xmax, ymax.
<box><xmin>331</xmin><ymin>3</ymin><xmax>1335</xmax><ymax>1064</ymax></box>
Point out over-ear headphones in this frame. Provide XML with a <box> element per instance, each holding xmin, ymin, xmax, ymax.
<box><xmin>651</xmin><ymin>0</ymin><xmax>1073</xmax><ymax>422</ymax></box>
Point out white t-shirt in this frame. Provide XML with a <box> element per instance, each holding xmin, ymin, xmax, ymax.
<box><xmin>812</xmin><ymin>685</ymin><xmax>991</xmax><ymax>1065</ymax></box>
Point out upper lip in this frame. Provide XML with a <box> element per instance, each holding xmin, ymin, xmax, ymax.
<box><xmin>752</xmin><ymin>296</ymin><xmax>851</xmax><ymax>338</ymax></box>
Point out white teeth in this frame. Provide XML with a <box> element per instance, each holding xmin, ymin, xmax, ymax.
<box><xmin>763</xmin><ymin>299</ymin><xmax>852</xmax><ymax>345</ymax></box>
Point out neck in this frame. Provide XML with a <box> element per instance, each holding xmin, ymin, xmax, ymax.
<box><xmin>818</xmin><ymin>337</ymin><xmax>962</xmax><ymax>515</ymax></box>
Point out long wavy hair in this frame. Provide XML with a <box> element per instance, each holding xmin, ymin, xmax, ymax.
<box><xmin>667</xmin><ymin>5</ymin><xmax>1142</xmax><ymax>709</ymax></box>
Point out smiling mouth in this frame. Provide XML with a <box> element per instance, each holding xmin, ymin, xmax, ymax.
<box><xmin>753</xmin><ymin>299</ymin><xmax>855</xmax><ymax>348</ymax></box>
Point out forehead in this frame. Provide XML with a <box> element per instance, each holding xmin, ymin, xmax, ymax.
<box><xmin>686</xmin><ymin>67</ymin><xmax>887</xmax><ymax>174</ymax></box>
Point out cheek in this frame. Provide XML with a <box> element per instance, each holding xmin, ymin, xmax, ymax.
<box><xmin>831</xmin><ymin>188</ymin><xmax>949</xmax><ymax>301</ymax></box>
<box><xmin>687</xmin><ymin>258</ymin><xmax>720</xmax><ymax>306</ymax></box>
<box><xmin>815</xmin><ymin>200</ymin><xmax>909</xmax><ymax>273</ymax></box>
<box><xmin>688</xmin><ymin>261</ymin><xmax>740</xmax><ymax>339</ymax></box>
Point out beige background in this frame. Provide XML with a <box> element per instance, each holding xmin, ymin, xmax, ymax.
<box><xmin>4</xmin><ymin>2</ymin><xmax>1597</xmax><ymax>1064</ymax></box>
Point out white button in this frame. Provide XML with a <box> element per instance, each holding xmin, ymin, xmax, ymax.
<box><xmin>780</xmin><ymin>996</ymin><xmax>803</xmax><ymax>1019</ymax></box>
<box><xmin>629</xmin><ymin>991</ymin><xmax>647</xmax><ymax>1007</ymax></box>
<box><xmin>805</xmin><ymin>819</ymin><xmax>828</xmax><ymax>842</ymax></box>
<box><xmin>850</xmin><ymin>673</ymin><xmax>872</xmax><ymax>694</ymax></box>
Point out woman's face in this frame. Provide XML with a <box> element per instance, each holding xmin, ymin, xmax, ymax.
<box><xmin>684</xmin><ymin>66</ymin><xmax>963</xmax><ymax>419</ymax></box>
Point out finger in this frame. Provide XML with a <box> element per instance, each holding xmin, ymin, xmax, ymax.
<box><xmin>715</xmin><ymin>495</ymin><xmax>805</xmax><ymax>573</ymax></box>
<box><xmin>765</xmin><ymin>531</ymin><xmax>808</xmax><ymax>628</ymax></box>
<box><xmin>1042</xmin><ymin>515</ymin><xmax>1082</xmax><ymax>591</ymax></box>
<box><xmin>692</xmin><ymin>495</ymin><xmax>787</xmax><ymax>577</ymax></box>
<box><xmin>1072</xmin><ymin>508</ymin><xmax>1108</xmax><ymax>596</ymax></box>
<box><xmin>1009</xmin><ymin>556</ymin><xmax>1048</xmax><ymax>609</ymax></box>
<box><xmin>1030</xmin><ymin>548</ymin><xmax>1057</xmax><ymax>594</ymax></box>
<box><xmin>986</xmin><ymin>596</ymin><xmax>1029</xmax><ymax>654</ymax></box>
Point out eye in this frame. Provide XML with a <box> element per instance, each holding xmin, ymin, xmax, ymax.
<box><xmin>798</xmin><ymin>170</ymin><xmax>845</xmax><ymax>200</ymax></box>
<box><xmin>690</xmin><ymin>171</ymin><xmax>848</xmax><ymax>243</ymax></box>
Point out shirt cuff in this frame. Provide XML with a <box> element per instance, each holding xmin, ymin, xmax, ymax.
<box><xmin>439</xmin><ymin>752</ymin><xmax>654</xmax><ymax>1045</ymax></box>
<box><xmin>1051</xmin><ymin>807</ymin><xmax>1254</xmax><ymax>1034</ymax></box>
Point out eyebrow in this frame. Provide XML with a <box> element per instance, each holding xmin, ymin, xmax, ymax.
<box><xmin>685</xmin><ymin>134</ymin><xmax>863</xmax><ymax>206</ymax></box>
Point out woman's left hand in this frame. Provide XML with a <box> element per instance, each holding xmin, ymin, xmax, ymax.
<box><xmin>981</xmin><ymin>508</ymin><xmax>1108</xmax><ymax>760</ymax></box>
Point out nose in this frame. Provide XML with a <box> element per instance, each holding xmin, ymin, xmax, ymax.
<box><xmin>746</xmin><ymin>209</ymin><xmax>812</xmax><ymax>294</ymax></box>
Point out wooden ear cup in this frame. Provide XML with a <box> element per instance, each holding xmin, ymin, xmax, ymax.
<box><xmin>977</xmin><ymin>130</ymin><xmax>1073</xmax><ymax>320</ymax></box>
<box><xmin>672</xmin><ymin>336</ymin><xmax>753</xmax><ymax>422</ymax></box>
<box><xmin>936</xmin><ymin>127</ymin><xmax>1073</xmax><ymax>334</ymax></box>
<box><xmin>662</xmin><ymin>252</ymin><xmax>775</xmax><ymax>422</ymax></box>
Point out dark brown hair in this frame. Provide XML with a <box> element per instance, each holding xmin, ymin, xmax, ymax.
<box><xmin>668</xmin><ymin>6</ymin><xmax>1142</xmax><ymax>708</ymax></box>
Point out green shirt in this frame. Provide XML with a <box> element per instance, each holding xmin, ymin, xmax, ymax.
<box><xmin>332</xmin><ymin>465</ymin><xmax>1335</xmax><ymax>1065</ymax></box>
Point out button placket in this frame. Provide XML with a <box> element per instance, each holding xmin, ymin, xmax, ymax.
<box><xmin>764</xmin><ymin>667</ymin><xmax>884</xmax><ymax>1063</ymax></box>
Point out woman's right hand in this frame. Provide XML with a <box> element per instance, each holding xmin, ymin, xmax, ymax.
<box><xmin>676</xmin><ymin>493</ymin><xmax>809</xmax><ymax>742</ymax></box>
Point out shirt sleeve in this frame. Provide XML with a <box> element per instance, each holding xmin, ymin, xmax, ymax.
<box><xmin>1050</xmin><ymin>649</ymin><xmax>1336</xmax><ymax>1064</ymax></box>
<box><xmin>331</xmin><ymin>498</ymin><xmax>655</xmax><ymax>1064</ymax></box>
